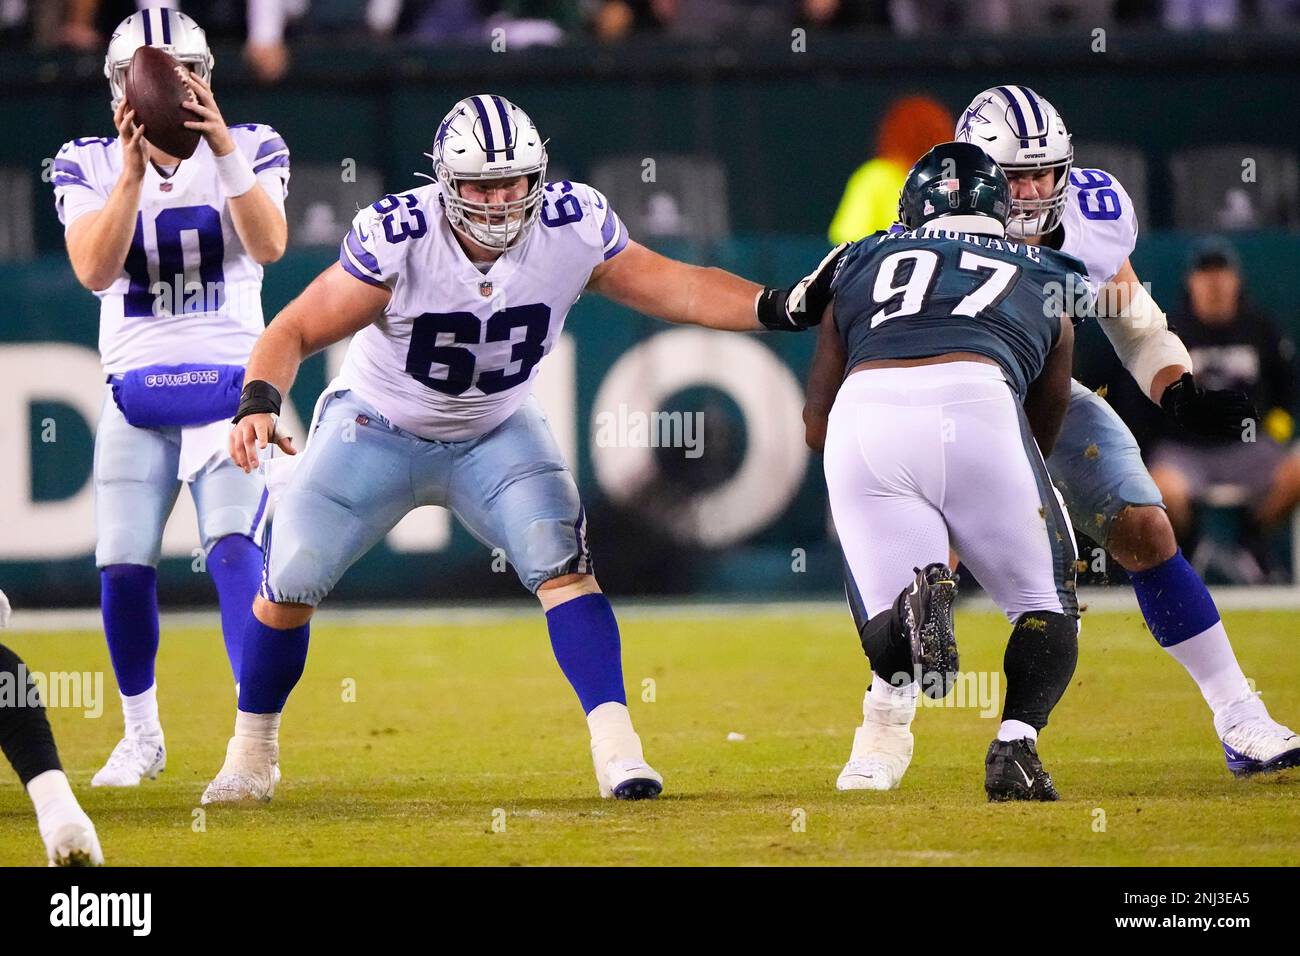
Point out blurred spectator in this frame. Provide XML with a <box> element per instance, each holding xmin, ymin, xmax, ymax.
<box><xmin>796</xmin><ymin>0</ymin><xmax>881</xmax><ymax>28</ymax></box>
<box><xmin>1148</xmin><ymin>240</ymin><xmax>1300</xmax><ymax>579</ymax></box>
<box><xmin>889</xmin><ymin>0</ymin><xmax>1011</xmax><ymax>33</ymax></box>
<box><xmin>590</xmin><ymin>0</ymin><xmax>771</xmax><ymax>42</ymax></box>
<box><xmin>827</xmin><ymin>94</ymin><xmax>951</xmax><ymax>244</ymax></box>
<box><xmin>1162</xmin><ymin>0</ymin><xmax>1238</xmax><ymax>30</ymax></box>
<box><xmin>890</xmin><ymin>0</ymin><xmax>1113</xmax><ymax>34</ymax></box>
<box><xmin>59</xmin><ymin>0</ymin><xmax>115</xmax><ymax>51</ymax></box>
<box><xmin>245</xmin><ymin>0</ymin><xmax>307</xmax><ymax>82</ymax></box>
<box><xmin>485</xmin><ymin>0</ymin><xmax>582</xmax><ymax>48</ymax></box>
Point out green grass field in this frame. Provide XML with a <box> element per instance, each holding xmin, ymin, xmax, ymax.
<box><xmin>2</xmin><ymin>605</ymin><xmax>1298</xmax><ymax>866</ymax></box>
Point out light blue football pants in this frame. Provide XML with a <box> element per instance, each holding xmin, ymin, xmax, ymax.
<box><xmin>260</xmin><ymin>389</ymin><xmax>591</xmax><ymax>606</ymax></box>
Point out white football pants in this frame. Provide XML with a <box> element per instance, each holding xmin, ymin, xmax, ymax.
<box><xmin>824</xmin><ymin>362</ymin><xmax>1078</xmax><ymax>625</ymax></box>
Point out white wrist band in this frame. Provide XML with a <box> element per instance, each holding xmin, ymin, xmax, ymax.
<box><xmin>214</xmin><ymin>148</ymin><xmax>257</xmax><ymax>198</ymax></box>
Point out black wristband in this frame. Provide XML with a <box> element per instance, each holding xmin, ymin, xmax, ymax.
<box><xmin>756</xmin><ymin>287</ymin><xmax>798</xmax><ymax>331</ymax></box>
<box><xmin>1159</xmin><ymin>372</ymin><xmax>1195</xmax><ymax>414</ymax></box>
<box><xmin>233</xmin><ymin>379</ymin><xmax>282</xmax><ymax>424</ymax></box>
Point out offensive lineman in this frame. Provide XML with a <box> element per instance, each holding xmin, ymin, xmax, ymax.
<box><xmin>815</xmin><ymin>142</ymin><xmax>1085</xmax><ymax>800</ymax></box>
<box><xmin>51</xmin><ymin>8</ymin><xmax>289</xmax><ymax>787</ymax></box>
<box><xmin>200</xmin><ymin>95</ymin><xmax>831</xmax><ymax>803</ymax></box>
<box><xmin>952</xmin><ymin>86</ymin><xmax>1297</xmax><ymax>776</ymax></box>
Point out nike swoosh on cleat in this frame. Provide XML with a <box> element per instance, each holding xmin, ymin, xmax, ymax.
<box><xmin>1014</xmin><ymin>760</ymin><xmax>1033</xmax><ymax>787</ymax></box>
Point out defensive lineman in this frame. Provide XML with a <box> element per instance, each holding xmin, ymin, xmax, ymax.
<box><xmin>201</xmin><ymin>94</ymin><xmax>830</xmax><ymax>802</ymax></box>
<box><xmin>52</xmin><ymin>9</ymin><xmax>289</xmax><ymax>786</ymax></box>
<box><xmin>811</xmin><ymin>142</ymin><xmax>1085</xmax><ymax>800</ymax></box>
<box><xmin>954</xmin><ymin>86</ymin><xmax>1298</xmax><ymax>775</ymax></box>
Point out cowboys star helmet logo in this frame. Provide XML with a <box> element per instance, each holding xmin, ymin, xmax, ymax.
<box><xmin>956</xmin><ymin>95</ymin><xmax>995</xmax><ymax>143</ymax></box>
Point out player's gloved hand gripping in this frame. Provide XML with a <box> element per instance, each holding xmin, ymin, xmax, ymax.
<box><xmin>1160</xmin><ymin>372</ymin><xmax>1258</xmax><ymax>440</ymax></box>
<box><xmin>231</xmin><ymin>380</ymin><xmax>296</xmax><ymax>473</ymax></box>
<box><xmin>755</xmin><ymin>242</ymin><xmax>849</xmax><ymax>331</ymax></box>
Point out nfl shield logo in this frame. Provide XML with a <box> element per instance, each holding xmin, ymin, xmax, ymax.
<box><xmin>160</xmin><ymin>182</ymin><xmax>173</xmax><ymax>192</ymax></box>
<box><xmin>479</xmin><ymin>281</ymin><xmax>494</xmax><ymax>297</ymax></box>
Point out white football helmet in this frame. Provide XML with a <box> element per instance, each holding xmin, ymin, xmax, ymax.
<box><xmin>955</xmin><ymin>85</ymin><xmax>1072</xmax><ymax>239</ymax></box>
<box><xmin>104</xmin><ymin>8</ymin><xmax>214</xmax><ymax>109</ymax></box>
<box><xmin>428</xmin><ymin>95</ymin><xmax>548</xmax><ymax>251</ymax></box>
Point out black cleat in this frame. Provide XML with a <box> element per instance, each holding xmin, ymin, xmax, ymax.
<box><xmin>985</xmin><ymin>738</ymin><xmax>1060</xmax><ymax>802</ymax></box>
<box><xmin>613</xmin><ymin>777</ymin><xmax>663</xmax><ymax>800</ymax></box>
<box><xmin>903</xmin><ymin>563</ymin><xmax>959</xmax><ymax>699</ymax></box>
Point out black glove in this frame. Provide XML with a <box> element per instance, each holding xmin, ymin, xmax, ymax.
<box><xmin>1160</xmin><ymin>372</ymin><xmax>1258</xmax><ymax>440</ymax></box>
<box><xmin>233</xmin><ymin>379</ymin><xmax>282</xmax><ymax>424</ymax></box>
<box><xmin>756</xmin><ymin>242</ymin><xmax>848</xmax><ymax>331</ymax></box>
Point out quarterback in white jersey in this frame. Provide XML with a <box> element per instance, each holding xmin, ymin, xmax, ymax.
<box><xmin>51</xmin><ymin>9</ymin><xmax>289</xmax><ymax>789</ymax></box>
<box><xmin>55</xmin><ymin>122</ymin><xmax>286</xmax><ymax>371</ymax></box>
<box><xmin>200</xmin><ymin>93</ymin><xmax>836</xmax><ymax>805</ymax></box>
<box><xmin>818</xmin><ymin>83</ymin><xmax>1296</xmax><ymax>794</ymax></box>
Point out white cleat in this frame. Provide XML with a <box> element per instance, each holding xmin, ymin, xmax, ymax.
<box><xmin>837</xmin><ymin>683</ymin><xmax>917</xmax><ymax>791</ymax></box>
<box><xmin>590</xmin><ymin>725</ymin><xmax>662</xmax><ymax>800</ymax></box>
<box><xmin>1216</xmin><ymin>693</ymin><xmax>1300</xmax><ymax>777</ymax></box>
<box><xmin>837</xmin><ymin>723</ymin><xmax>914</xmax><ymax>790</ymax></box>
<box><xmin>596</xmin><ymin>757</ymin><xmax>664</xmax><ymax>800</ymax></box>
<box><xmin>201</xmin><ymin>736</ymin><xmax>280</xmax><ymax>804</ymax></box>
<box><xmin>44</xmin><ymin>818</ymin><xmax>104</xmax><ymax>867</ymax></box>
<box><xmin>586</xmin><ymin>702</ymin><xmax>663</xmax><ymax>799</ymax></box>
<box><xmin>91</xmin><ymin>735</ymin><xmax>165</xmax><ymax>787</ymax></box>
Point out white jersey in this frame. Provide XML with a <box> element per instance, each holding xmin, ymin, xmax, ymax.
<box><xmin>337</xmin><ymin>180</ymin><xmax>629</xmax><ymax>441</ymax></box>
<box><xmin>1055</xmin><ymin>167</ymin><xmax>1138</xmax><ymax>290</ymax></box>
<box><xmin>52</xmin><ymin>124</ymin><xmax>290</xmax><ymax>373</ymax></box>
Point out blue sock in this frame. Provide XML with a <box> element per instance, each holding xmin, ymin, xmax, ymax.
<box><xmin>1129</xmin><ymin>549</ymin><xmax>1222</xmax><ymax>647</ymax></box>
<box><xmin>545</xmin><ymin>593</ymin><xmax>627</xmax><ymax>715</ymax></box>
<box><xmin>207</xmin><ymin>534</ymin><xmax>263</xmax><ymax>682</ymax></box>
<box><xmin>100</xmin><ymin>564</ymin><xmax>159</xmax><ymax>697</ymax></box>
<box><xmin>237</xmin><ymin>612</ymin><xmax>310</xmax><ymax>714</ymax></box>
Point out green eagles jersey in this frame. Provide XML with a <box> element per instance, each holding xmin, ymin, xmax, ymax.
<box><xmin>830</xmin><ymin>227</ymin><xmax>1091</xmax><ymax>398</ymax></box>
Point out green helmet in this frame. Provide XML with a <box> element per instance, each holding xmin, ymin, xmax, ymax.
<box><xmin>897</xmin><ymin>141</ymin><xmax>1010</xmax><ymax>232</ymax></box>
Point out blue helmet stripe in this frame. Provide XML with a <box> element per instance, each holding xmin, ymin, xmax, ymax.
<box><xmin>490</xmin><ymin>96</ymin><xmax>515</xmax><ymax>161</ymax></box>
<box><xmin>1015</xmin><ymin>85</ymin><xmax>1048</xmax><ymax>146</ymax></box>
<box><xmin>141</xmin><ymin>10</ymin><xmax>153</xmax><ymax>44</ymax></box>
<box><xmin>472</xmin><ymin>96</ymin><xmax>497</xmax><ymax>157</ymax></box>
<box><xmin>161</xmin><ymin>8</ymin><xmax>172</xmax><ymax>44</ymax></box>
<box><xmin>996</xmin><ymin>85</ymin><xmax>1030</xmax><ymax>148</ymax></box>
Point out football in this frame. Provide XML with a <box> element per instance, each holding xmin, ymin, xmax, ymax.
<box><xmin>124</xmin><ymin>45</ymin><xmax>200</xmax><ymax>159</ymax></box>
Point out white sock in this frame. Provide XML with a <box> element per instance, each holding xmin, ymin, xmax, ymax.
<box><xmin>27</xmin><ymin>769</ymin><xmax>90</xmax><ymax>841</ymax></box>
<box><xmin>586</xmin><ymin>701</ymin><xmax>643</xmax><ymax>759</ymax></box>
<box><xmin>997</xmin><ymin>719</ymin><xmax>1037</xmax><ymax>742</ymax></box>
<box><xmin>870</xmin><ymin>678</ymin><xmax>919</xmax><ymax>706</ymax></box>
<box><xmin>235</xmin><ymin>710</ymin><xmax>281</xmax><ymax>744</ymax></box>
<box><xmin>867</xmin><ymin>678</ymin><xmax>918</xmax><ymax>724</ymax></box>
<box><xmin>1163</xmin><ymin>622</ymin><xmax>1253</xmax><ymax>715</ymax></box>
<box><xmin>121</xmin><ymin>685</ymin><xmax>161</xmax><ymax>738</ymax></box>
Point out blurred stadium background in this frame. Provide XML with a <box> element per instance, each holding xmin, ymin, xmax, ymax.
<box><xmin>3</xmin><ymin>0</ymin><xmax>1300</xmax><ymax>609</ymax></box>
